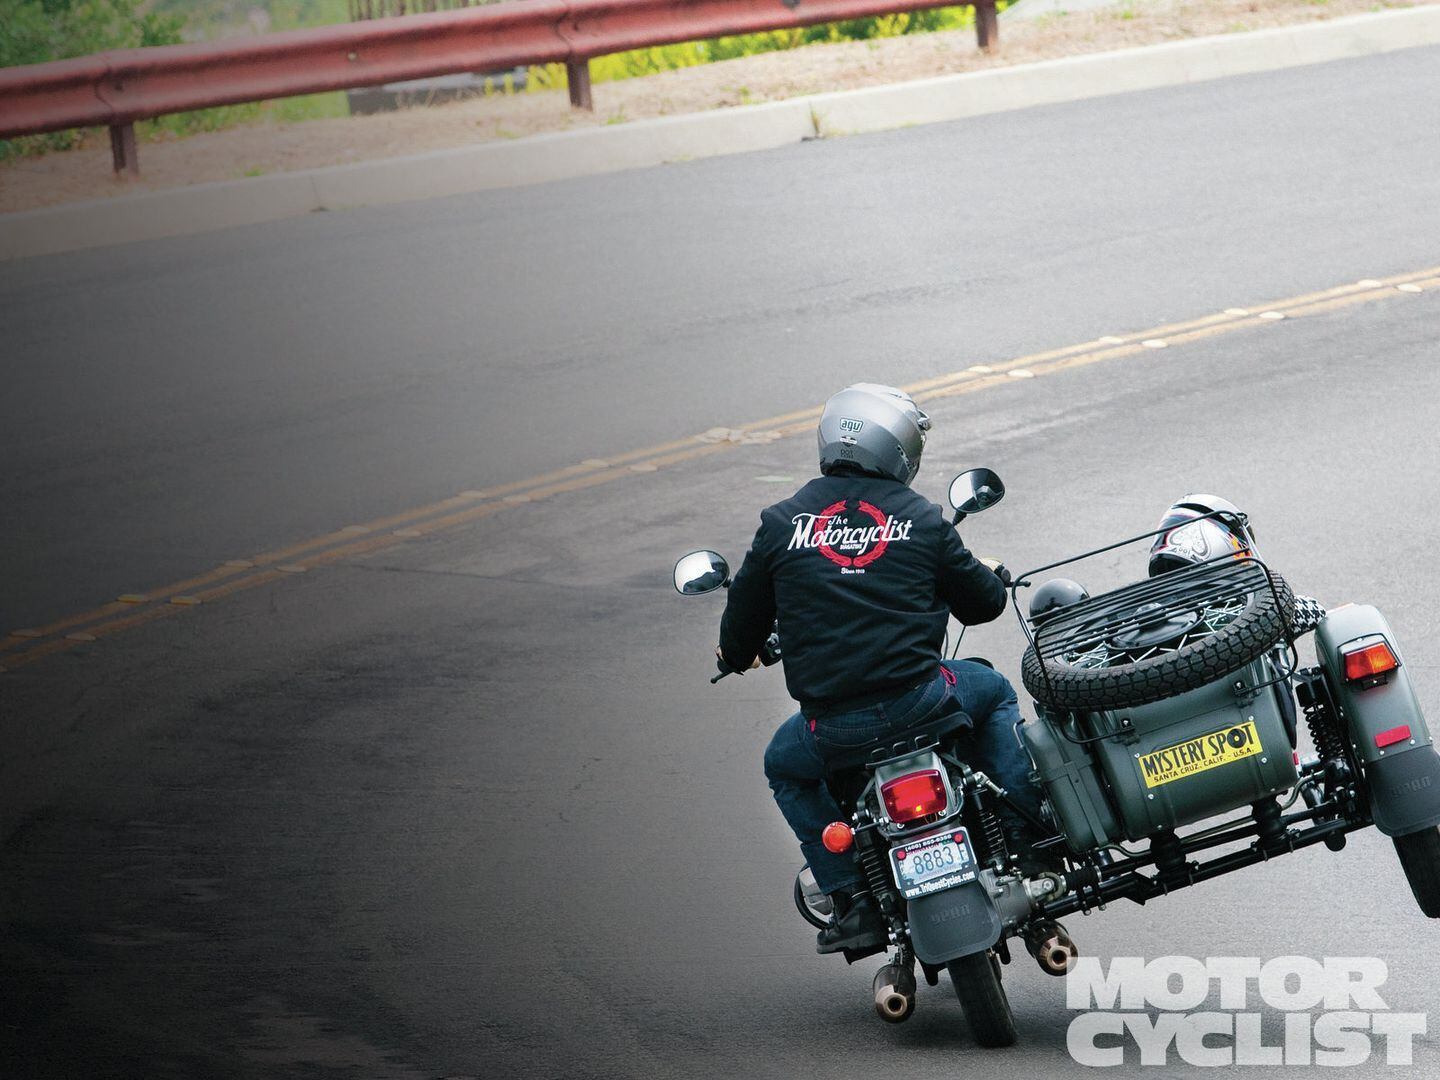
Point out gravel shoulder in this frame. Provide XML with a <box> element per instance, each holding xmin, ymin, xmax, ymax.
<box><xmin>0</xmin><ymin>0</ymin><xmax>1424</xmax><ymax>214</ymax></box>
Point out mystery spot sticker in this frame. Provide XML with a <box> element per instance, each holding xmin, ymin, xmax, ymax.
<box><xmin>1139</xmin><ymin>721</ymin><xmax>1263</xmax><ymax>788</ymax></box>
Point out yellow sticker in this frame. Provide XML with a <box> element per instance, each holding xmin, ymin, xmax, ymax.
<box><xmin>1138</xmin><ymin>721</ymin><xmax>1264</xmax><ymax>789</ymax></box>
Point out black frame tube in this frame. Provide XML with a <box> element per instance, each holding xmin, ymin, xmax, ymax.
<box><xmin>1037</xmin><ymin>814</ymin><xmax>1365</xmax><ymax>919</ymax></box>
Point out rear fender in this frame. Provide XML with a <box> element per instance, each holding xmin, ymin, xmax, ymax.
<box><xmin>1315</xmin><ymin>605</ymin><xmax>1440</xmax><ymax>836</ymax></box>
<box><xmin>906</xmin><ymin>880</ymin><xmax>1002</xmax><ymax>965</ymax></box>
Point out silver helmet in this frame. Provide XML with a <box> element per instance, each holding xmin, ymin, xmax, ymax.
<box><xmin>818</xmin><ymin>383</ymin><xmax>931</xmax><ymax>486</ymax></box>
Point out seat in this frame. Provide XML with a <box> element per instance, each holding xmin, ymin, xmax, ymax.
<box><xmin>822</xmin><ymin>708</ymin><xmax>973</xmax><ymax>777</ymax></box>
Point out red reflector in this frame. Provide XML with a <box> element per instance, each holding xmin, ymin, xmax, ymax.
<box><xmin>881</xmin><ymin>769</ymin><xmax>947</xmax><ymax>824</ymax></box>
<box><xmin>1376</xmin><ymin>725</ymin><xmax>1412</xmax><ymax>749</ymax></box>
<box><xmin>821</xmin><ymin>821</ymin><xmax>854</xmax><ymax>853</ymax></box>
<box><xmin>1343</xmin><ymin>640</ymin><xmax>1399</xmax><ymax>682</ymax></box>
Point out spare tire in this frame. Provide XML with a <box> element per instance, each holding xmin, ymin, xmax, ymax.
<box><xmin>1021</xmin><ymin>572</ymin><xmax>1294</xmax><ymax>711</ymax></box>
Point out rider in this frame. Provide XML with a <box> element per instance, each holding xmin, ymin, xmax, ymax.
<box><xmin>716</xmin><ymin>383</ymin><xmax>1049</xmax><ymax>954</ymax></box>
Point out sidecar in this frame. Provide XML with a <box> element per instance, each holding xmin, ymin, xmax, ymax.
<box><xmin>1017</xmin><ymin>528</ymin><xmax>1440</xmax><ymax>920</ymax></box>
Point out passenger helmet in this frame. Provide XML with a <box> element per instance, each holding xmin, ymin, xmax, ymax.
<box><xmin>817</xmin><ymin>383</ymin><xmax>931</xmax><ymax>486</ymax></box>
<box><xmin>1030</xmin><ymin>578</ymin><xmax>1090</xmax><ymax>622</ymax></box>
<box><xmin>1149</xmin><ymin>493</ymin><xmax>1254</xmax><ymax>576</ymax></box>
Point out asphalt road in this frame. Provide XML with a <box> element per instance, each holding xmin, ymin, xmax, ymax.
<box><xmin>3</xmin><ymin>45</ymin><xmax>1440</xmax><ymax>1080</ymax></box>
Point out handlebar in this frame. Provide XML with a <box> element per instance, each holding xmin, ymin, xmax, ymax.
<box><xmin>712</xmin><ymin>626</ymin><xmax>781</xmax><ymax>683</ymax></box>
<box><xmin>711</xmin><ymin>657</ymin><xmax>736</xmax><ymax>684</ymax></box>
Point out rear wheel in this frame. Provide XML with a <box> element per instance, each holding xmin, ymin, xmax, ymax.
<box><xmin>1393</xmin><ymin>827</ymin><xmax>1440</xmax><ymax>917</ymax></box>
<box><xmin>946</xmin><ymin>950</ymin><xmax>1017</xmax><ymax>1047</ymax></box>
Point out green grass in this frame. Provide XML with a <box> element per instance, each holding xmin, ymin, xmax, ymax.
<box><xmin>140</xmin><ymin>91</ymin><xmax>350</xmax><ymax>140</ymax></box>
<box><xmin>527</xmin><ymin>5</ymin><xmax>1006</xmax><ymax>92</ymax></box>
<box><xmin>149</xmin><ymin>0</ymin><xmax>353</xmax><ymax>35</ymax></box>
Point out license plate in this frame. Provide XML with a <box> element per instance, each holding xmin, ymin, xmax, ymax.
<box><xmin>889</xmin><ymin>827</ymin><xmax>977</xmax><ymax>900</ymax></box>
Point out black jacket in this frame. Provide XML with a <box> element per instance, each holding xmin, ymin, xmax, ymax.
<box><xmin>719</xmin><ymin>473</ymin><xmax>1006</xmax><ymax>711</ymax></box>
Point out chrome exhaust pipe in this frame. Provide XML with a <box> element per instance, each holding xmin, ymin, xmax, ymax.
<box><xmin>873</xmin><ymin>962</ymin><xmax>916</xmax><ymax>1023</ymax></box>
<box><xmin>1025</xmin><ymin>921</ymin><xmax>1078</xmax><ymax>977</ymax></box>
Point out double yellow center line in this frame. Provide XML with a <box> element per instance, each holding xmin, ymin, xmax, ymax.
<box><xmin>3</xmin><ymin>265</ymin><xmax>1436</xmax><ymax>673</ymax></box>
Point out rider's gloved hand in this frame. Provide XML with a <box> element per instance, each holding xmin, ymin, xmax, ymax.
<box><xmin>979</xmin><ymin>557</ymin><xmax>1013</xmax><ymax>586</ymax></box>
<box><xmin>759</xmin><ymin>630</ymin><xmax>783</xmax><ymax>666</ymax></box>
<box><xmin>715</xmin><ymin>645</ymin><xmax>762</xmax><ymax>673</ymax></box>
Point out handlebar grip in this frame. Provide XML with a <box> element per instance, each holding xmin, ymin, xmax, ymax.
<box><xmin>712</xmin><ymin>654</ymin><xmax>737</xmax><ymax>683</ymax></box>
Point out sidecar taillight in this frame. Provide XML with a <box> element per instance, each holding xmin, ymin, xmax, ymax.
<box><xmin>881</xmin><ymin>770</ymin><xmax>948</xmax><ymax>824</ymax></box>
<box><xmin>1341</xmin><ymin>638</ymin><xmax>1399</xmax><ymax>685</ymax></box>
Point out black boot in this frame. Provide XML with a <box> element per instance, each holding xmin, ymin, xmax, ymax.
<box><xmin>1004</xmin><ymin>824</ymin><xmax>1066</xmax><ymax>878</ymax></box>
<box><xmin>816</xmin><ymin>889</ymin><xmax>887</xmax><ymax>954</ymax></box>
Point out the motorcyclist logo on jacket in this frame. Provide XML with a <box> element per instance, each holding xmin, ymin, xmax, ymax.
<box><xmin>787</xmin><ymin>499</ymin><xmax>916</xmax><ymax>572</ymax></box>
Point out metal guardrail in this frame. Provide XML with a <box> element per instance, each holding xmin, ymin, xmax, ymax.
<box><xmin>0</xmin><ymin>0</ymin><xmax>998</xmax><ymax>177</ymax></box>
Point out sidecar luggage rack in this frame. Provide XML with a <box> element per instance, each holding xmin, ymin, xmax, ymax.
<box><xmin>1028</xmin><ymin>556</ymin><xmax>1286</xmax><ymax>668</ymax></box>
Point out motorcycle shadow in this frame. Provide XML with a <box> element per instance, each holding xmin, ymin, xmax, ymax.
<box><xmin>813</xmin><ymin>975</ymin><xmax>1072</xmax><ymax>1056</ymax></box>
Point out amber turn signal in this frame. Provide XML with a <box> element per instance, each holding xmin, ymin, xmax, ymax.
<box><xmin>1342</xmin><ymin>639</ymin><xmax>1399</xmax><ymax>683</ymax></box>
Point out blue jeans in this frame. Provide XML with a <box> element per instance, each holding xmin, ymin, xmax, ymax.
<box><xmin>763</xmin><ymin>660</ymin><xmax>1039</xmax><ymax>895</ymax></box>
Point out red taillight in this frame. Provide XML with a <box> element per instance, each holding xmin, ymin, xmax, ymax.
<box><xmin>881</xmin><ymin>770</ymin><xmax>948</xmax><ymax>824</ymax></box>
<box><xmin>1376</xmin><ymin>725</ymin><xmax>1412</xmax><ymax>749</ymax></box>
<box><xmin>822</xmin><ymin>821</ymin><xmax>854</xmax><ymax>853</ymax></box>
<box><xmin>1342</xmin><ymin>640</ymin><xmax>1399</xmax><ymax>683</ymax></box>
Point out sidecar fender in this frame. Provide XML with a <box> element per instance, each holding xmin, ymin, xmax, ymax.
<box><xmin>907</xmin><ymin>880</ymin><xmax>1002</xmax><ymax>965</ymax></box>
<box><xmin>1315</xmin><ymin>604</ymin><xmax>1440</xmax><ymax>836</ymax></box>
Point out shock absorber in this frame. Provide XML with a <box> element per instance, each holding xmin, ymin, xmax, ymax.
<box><xmin>970</xmin><ymin>785</ymin><xmax>1008</xmax><ymax>871</ymax></box>
<box><xmin>1294</xmin><ymin>669</ymin><xmax>1354</xmax><ymax>852</ymax></box>
<box><xmin>855</xmin><ymin>826</ymin><xmax>900</xmax><ymax>917</ymax></box>
<box><xmin>1297</xmin><ymin>671</ymin><xmax>1345</xmax><ymax>762</ymax></box>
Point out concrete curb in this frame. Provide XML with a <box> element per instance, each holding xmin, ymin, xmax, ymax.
<box><xmin>3</xmin><ymin>5</ymin><xmax>1438</xmax><ymax>261</ymax></box>
<box><xmin>806</xmin><ymin>6</ymin><xmax>1440</xmax><ymax>136</ymax></box>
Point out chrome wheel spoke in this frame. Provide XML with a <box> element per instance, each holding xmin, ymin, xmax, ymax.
<box><xmin>1060</xmin><ymin>595</ymin><xmax>1248</xmax><ymax>670</ymax></box>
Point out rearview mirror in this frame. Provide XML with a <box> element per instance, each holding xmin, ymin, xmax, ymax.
<box><xmin>948</xmin><ymin>468</ymin><xmax>1006</xmax><ymax>517</ymax></box>
<box><xmin>673</xmin><ymin>550</ymin><xmax>730</xmax><ymax>595</ymax></box>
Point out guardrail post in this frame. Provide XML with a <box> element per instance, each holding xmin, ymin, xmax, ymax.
<box><xmin>566</xmin><ymin>59</ymin><xmax>593</xmax><ymax>111</ymax></box>
<box><xmin>109</xmin><ymin>122</ymin><xmax>139</xmax><ymax>177</ymax></box>
<box><xmin>975</xmin><ymin>0</ymin><xmax>998</xmax><ymax>52</ymax></box>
